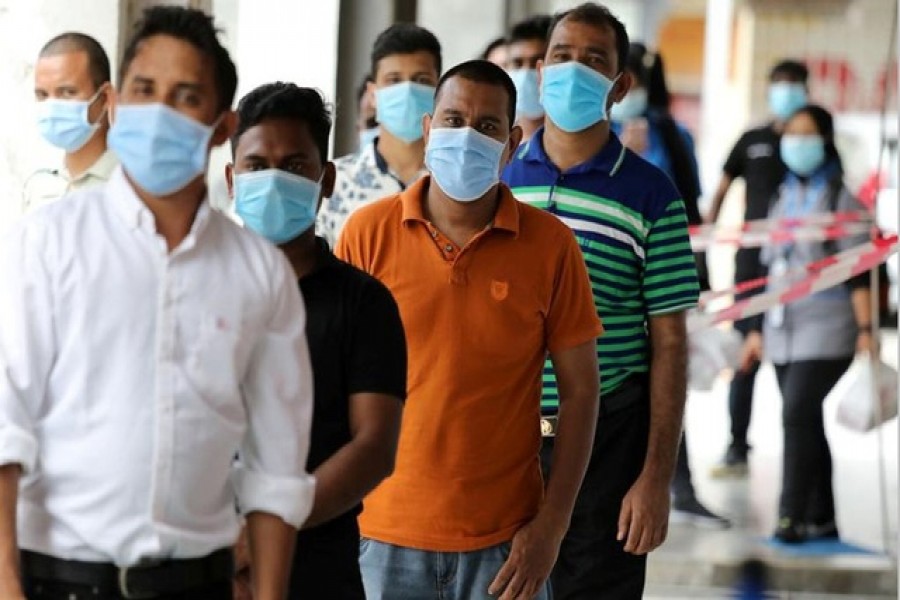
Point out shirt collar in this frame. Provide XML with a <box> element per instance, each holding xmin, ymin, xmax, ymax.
<box><xmin>61</xmin><ymin>149</ymin><xmax>119</xmax><ymax>184</ymax></box>
<box><xmin>400</xmin><ymin>176</ymin><xmax>520</xmax><ymax>236</ymax></box>
<box><xmin>106</xmin><ymin>165</ymin><xmax>213</xmax><ymax>244</ymax></box>
<box><xmin>518</xmin><ymin>126</ymin><xmax>628</xmax><ymax>177</ymax></box>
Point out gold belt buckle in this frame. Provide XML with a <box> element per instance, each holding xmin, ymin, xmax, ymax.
<box><xmin>540</xmin><ymin>416</ymin><xmax>557</xmax><ymax>437</ymax></box>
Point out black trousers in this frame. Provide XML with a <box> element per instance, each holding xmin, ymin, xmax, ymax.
<box><xmin>728</xmin><ymin>247</ymin><xmax>764</xmax><ymax>448</ymax></box>
<box><xmin>774</xmin><ymin>357</ymin><xmax>852</xmax><ymax>523</ymax></box>
<box><xmin>22</xmin><ymin>577</ymin><xmax>231</xmax><ymax>599</ymax></box>
<box><xmin>541</xmin><ymin>377</ymin><xmax>650</xmax><ymax>600</ymax></box>
<box><xmin>290</xmin><ymin>519</ymin><xmax>365</xmax><ymax>599</ymax></box>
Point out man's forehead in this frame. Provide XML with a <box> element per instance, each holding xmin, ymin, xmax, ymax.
<box><xmin>36</xmin><ymin>49</ymin><xmax>89</xmax><ymax>72</ymax></box>
<box><xmin>125</xmin><ymin>35</ymin><xmax>207</xmax><ymax>77</ymax></box>
<box><xmin>238</xmin><ymin>119</ymin><xmax>314</xmax><ymax>154</ymax></box>
<box><xmin>436</xmin><ymin>78</ymin><xmax>507</xmax><ymax>114</ymax></box>
<box><xmin>549</xmin><ymin>18</ymin><xmax>617</xmax><ymax>48</ymax></box>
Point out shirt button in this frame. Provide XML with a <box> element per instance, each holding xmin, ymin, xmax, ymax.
<box><xmin>445</xmin><ymin>244</ymin><xmax>454</xmax><ymax>252</ymax></box>
<box><xmin>431</xmin><ymin>230</ymin><xmax>438</xmax><ymax>238</ymax></box>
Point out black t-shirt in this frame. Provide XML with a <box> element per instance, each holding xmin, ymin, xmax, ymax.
<box><xmin>291</xmin><ymin>239</ymin><xmax>406</xmax><ymax>593</ymax></box>
<box><xmin>723</xmin><ymin>123</ymin><xmax>786</xmax><ymax>221</ymax></box>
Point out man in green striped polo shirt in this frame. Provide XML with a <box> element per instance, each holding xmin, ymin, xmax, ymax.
<box><xmin>502</xmin><ymin>4</ymin><xmax>699</xmax><ymax>598</ymax></box>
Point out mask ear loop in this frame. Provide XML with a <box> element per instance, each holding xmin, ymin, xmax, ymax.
<box><xmin>85</xmin><ymin>83</ymin><xmax>111</xmax><ymax>127</ymax></box>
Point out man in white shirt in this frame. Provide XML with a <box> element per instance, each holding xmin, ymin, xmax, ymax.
<box><xmin>0</xmin><ymin>7</ymin><xmax>315</xmax><ymax>600</ymax></box>
<box><xmin>25</xmin><ymin>32</ymin><xmax>118</xmax><ymax>212</ymax></box>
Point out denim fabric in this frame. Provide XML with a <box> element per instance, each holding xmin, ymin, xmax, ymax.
<box><xmin>359</xmin><ymin>538</ymin><xmax>552</xmax><ymax>600</ymax></box>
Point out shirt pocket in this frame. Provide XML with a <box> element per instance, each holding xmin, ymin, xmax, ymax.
<box><xmin>185</xmin><ymin>313</ymin><xmax>245</xmax><ymax>422</ymax></box>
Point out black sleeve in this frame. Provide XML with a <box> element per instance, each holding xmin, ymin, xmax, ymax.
<box><xmin>722</xmin><ymin>134</ymin><xmax>748</xmax><ymax>179</ymax></box>
<box><xmin>347</xmin><ymin>279</ymin><xmax>408</xmax><ymax>400</ymax></box>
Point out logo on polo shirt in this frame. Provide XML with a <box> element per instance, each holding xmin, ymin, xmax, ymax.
<box><xmin>491</xmin><ymin>280</ymin><xmax>508</xmax><ymax>301</ymax></box>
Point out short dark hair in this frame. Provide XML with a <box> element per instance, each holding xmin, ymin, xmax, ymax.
<box><xmin>509</xmin><ymin>15</ymin><xmax>552</xmax><ymax>44</ymax></box>
<box><xmin>119</xmin><ymin>6</ymin><xmax>237</xmax><ymax>112</ymax></box>
<box><xmin>770</xmin><ymin>60</ymin><xmax>809</xmax><ymax>84</ymax></box>
<box><xmin>548</xmin><ymin>3</ymin><xmax>630</xmax><ymax>74</ymax></box>
<box><xmin>788</xmin><ymin>104</ymin><xmax>842</xmax><ymax>170</ymax></box>
<box><xmin>480</xmin><ymin>36</ymin><xmax>507</xmax><ymax>60</ymax></box>
<box><xmin>371</xmin><ymin>23</ymin><xmax>442</xmax><ymax>79</ymax></box>
<box><xmin>39</xmin><ymin>32</ymin><xmax>111</xmax><ymax>90</ymax></box>
<box><xmin>434</xmin><ymin>60</ymin><xmax>516</xmax><ymax>127</ymax></box>
<box><xmin>232</xmin><ymin>82</ymin><xmax>332</xmax><ymax>164</ymax></box>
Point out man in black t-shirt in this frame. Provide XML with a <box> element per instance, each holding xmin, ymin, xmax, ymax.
<box><xmin>226</xmin><ymin>82</ymin><xmax>407</xmax><ymax>599</ymax></box>
<box><xmin>706</xmin><ymin>60</ymin><xmax>809</xmax><ymax>476</ymax></box>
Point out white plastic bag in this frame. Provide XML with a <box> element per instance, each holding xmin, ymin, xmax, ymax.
<box><xmin>834</xmin><ymin>354</ymin><xmax>898</xmax><ymax>432</ymax></box>
<box><xmin>687</xmin><ymin>313</ymin><xmax>743</xmax><ymax>392</ymax></box>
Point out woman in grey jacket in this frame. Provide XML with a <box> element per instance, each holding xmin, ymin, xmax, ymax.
<box><xmin>740</xmin><ymin>104</ymin><xmax>876</xmax><ymax>543</ymax></box>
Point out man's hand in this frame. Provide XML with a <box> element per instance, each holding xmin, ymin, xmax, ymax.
<box><xmin>739</xmin><ymin>331</ymin><xmax>763</xmax><ymax>372</ymax></box>
<box><xmin>856</xmin><ymin>330</ymin><xmax>879</xmax><ymax>355</ymax></box>
<box><xmin>617</xmin><ymin>470</ymin><xmax>670</xmax><ymax>555</ymax></box>
<box><xmin>488</xmin><ymin>513</ymin><xmax>566</xmax><ymax>599</ymax></box>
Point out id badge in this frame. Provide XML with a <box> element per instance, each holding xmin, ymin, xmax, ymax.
<box><xmin>767</xmin><ymin>257</ymin><xmax>789</xmax><ymax>328</ymax></box>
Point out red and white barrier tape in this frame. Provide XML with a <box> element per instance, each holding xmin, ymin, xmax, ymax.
<box><xmin>689</xmin><ymin>211</ymin><xmax>873</xmax><ymax>251</ymax></box>
<box><xmin>689</xmin><ymin>235</ymin><xmax>898</xmax><ymax>333</ymax></box>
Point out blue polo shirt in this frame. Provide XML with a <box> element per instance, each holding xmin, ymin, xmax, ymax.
<box><xmin>502</xmin><ymin>128</ymin><xmax>699</xmax><ymax>408</ymax></box>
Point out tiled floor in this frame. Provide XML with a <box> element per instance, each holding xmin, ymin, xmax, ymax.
<box><xmin>644</xmin><ymin>332</ymin><xmax>899</xmax><ymax>598</ymax></box>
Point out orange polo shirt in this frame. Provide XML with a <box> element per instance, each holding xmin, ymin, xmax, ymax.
<box><xmin>335</xmin><ymin>176</ymin><xmax>602</xmax><ymax>551</ymax></box>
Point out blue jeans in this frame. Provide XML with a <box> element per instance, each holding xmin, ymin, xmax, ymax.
<box><xmin>359</xmin><ymin>538</ymin><xmax>552</xmax><ymax>600</ymax></box>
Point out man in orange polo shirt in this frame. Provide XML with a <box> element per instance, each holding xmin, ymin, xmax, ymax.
<box><xmin>336</xmin><ymin>59</ymin><xmax>602</xmax><ymax>600</ymax></box>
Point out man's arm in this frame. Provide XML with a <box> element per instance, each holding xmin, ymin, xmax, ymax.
<box><xmin>245</xmin><ymin>512</ymin><xmax>295</xmax><ymax>600</ymax></box>
<box><xmin>303</xmin><ymin>393</ymin><xmax>402</xmax><ymax>528</ymax></box>
<box><xmin>0</xmin><ymin>465</ymin><xmax>24</xmax><ymax>599</ymax></box>
<box><xmin>618</xmin><ymin>311</ymin><xmax>687</xmax><ymax>555</ymax></box>
<box><xmin>705</xmin><ymin>173</ymin><xmax>734</xmax><ymax>223</ymax></box>
<box><xmin>489</xmin><ymin>340</ymin><xmax>599</xmax><ymax>599</ymax></box>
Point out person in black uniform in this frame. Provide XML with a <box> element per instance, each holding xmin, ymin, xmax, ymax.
<box><xmin>705</xmin><ymin>60</ymin><xmax>809</xmax><ymax>477</ymax></box>
<box><xmin>227</xmin><ymin>82</ymin><xmax>407</xmax><ymax>599</ymax></box>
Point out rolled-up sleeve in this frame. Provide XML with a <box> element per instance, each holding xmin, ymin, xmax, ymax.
<box><xmin>0</xmin><ymin>222</ymin><xmax>52</xmax><ymax>473</ymax></box>
<box><xmin>232</xmin><ymin>252</ymin><xmax>316</xmax><ymax>528</ymax></box>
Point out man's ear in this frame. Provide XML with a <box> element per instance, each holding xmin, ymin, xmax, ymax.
<box><xmin>610</xmin><ymin>71</ymin><xmax>632</xmax><ymax>104</ymax></box>
<box><xmin>422</xmin><ymin>113</ymin><xmax>432</xmax><ymax>147</ymax></box>
<box><xmin>106</xmin><ymin>87</ymin><xmax>118</xmax><ymax>125</ymax></box>
<box><xmin>320</xmin><ymin>161</ymin><xmax>336</xmax><ymax>202</ymax></box>
<box><xmin>211</xmin><ymin>110</ymin><xmax>237</xmax><ymax>147</ymax></box>
<box><xmin>502</xmin><ymin>125</ymin><xmax>524</xmax><ymax>169</ymax></box>
<box><xmin>225</xmin><ymin>163</ymin><xmax>235</xmax><ymax>199</ymax></box>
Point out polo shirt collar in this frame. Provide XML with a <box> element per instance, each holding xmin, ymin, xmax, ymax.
<box><xmin>400</xmin><ymin>175</ymin><xmax>520</xmax><ymax>236</ymax></box>
<box><xmin>60</xmin><ymin>149</ymin><xmax>119</xmax><ymax>184</ymax></box>
<box><xmin>519</xmin><ymin>126</ymin><xmax>628</xmax><ymax>177</ymax></box>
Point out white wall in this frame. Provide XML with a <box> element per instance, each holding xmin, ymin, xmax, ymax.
<box><xmin>207</xmin><ymin>0</ymin><xmax>340</xmax><ymax>211</ymax></box>
<box><xmin>0</xmin><ymin>0</ymin><xmax>122</xmax><ymax>228</ymax></box>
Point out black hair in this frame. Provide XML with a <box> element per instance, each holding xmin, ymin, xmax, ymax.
<box><xmin>119</xmin><ymin>6</ymin><xmax>237</xmax><ymax>112</ymax></box>
<box><xmin>39</xmin><ymin>32</ymin><xmax>111</xmax><ymax>90</ymax></box>
<box><xmin>770</xmin><ymin>59</ymin><xmax>809</xmax><ymax>84</ymax></box>
<box><xmin>509</xmin><ymin>15</ymin><xmax>552</xmax><ymax>44</ymax></box>
<box><xmin>480</xmin><ymin>36</ymin><xmax>507</xmax><ymax>60</ymax></box>
<box><xmin>787</xmin><ymin>103</ymin><xmax>842</xmax><ymax>171</ymax></box>
<box><xmin>547</xmin><ymin>2</ymin><xmax>630</xmax><ymax>74</ymax></box>
<box><xmin>371</xmin><ymin>23</ymin><xmax>442</xmax><ymax>79</ymax></box>
<box><xmin>626</xmin><ymin>42</ymin><xmax>670</xmax><ymax>110</ymax></box>
<box><xmin>434</xmin><ymin>60</ymin><xmax>516</xmax><ymax>127</ymax></box>
<box><xmin>231</xmin><ymin>82</ymin><xmax>332</xmax><ymax>163</ymax></box>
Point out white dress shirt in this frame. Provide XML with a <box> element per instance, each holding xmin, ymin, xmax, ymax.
<box><xmin>0</xmin><ymin>167</ymin><xmax>315</xmax><ymax>565</ymax></box>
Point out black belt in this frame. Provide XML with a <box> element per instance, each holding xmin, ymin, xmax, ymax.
<box><xmin>21</xmin><ymin>548</ymin><xmax>233</xmax><ymax>599</ymax></box>
<box><xmin>541</xmin><ymin>375</ymin><xmax>648</xmax><ymax>437</ymax></box>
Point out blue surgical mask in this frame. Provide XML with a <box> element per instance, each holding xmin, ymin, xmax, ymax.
<box><xmin>768</xmin><ymin>82</ymin><xmax>807</xmax><ymax>121</ymax></box>
<box><xmin>541</xmin><ymin>62</ymin><xmax>618</xmax><ymax>133</ymax></box>
<box><xmin>375</xmin><ymin>82</ymin><xmax>435</xmax><ymax>143</ymax></box>
<box><xmin>425</xmin><ymin>127</ymin><xmax>506</xmax><ymax>202</ymax></box>
<box><xmin>358</xmin><ymin>127</ymin><xmax>379</xmax><ymax>149</ymax></box>
<box><xmin>610</xmin><ymin>88</ymin><xmax>648</xmax><ymax>122</ymax></box>
<box><xmin>234</xmin><ymin>169</ymin><xmax>321</xmax><ymax>244</ymax></box>
<box><xmin>509</xmin><ymin>69</ymin><xmax>544</xmax><ymax>119</ymax></box>
<box><xmin>780</xmin><ymin>134</ymin><xmax>825</xmax><ymax>176</ymax></box>
<box><xmin>36</xmin><ymin>87</ymin><xmax>105</xmax><ymax>152</ymax></box>
<box><xmin>108</xmin><ymin>103</ymin><xmax>217</xmax><ymax>196</ymax></box>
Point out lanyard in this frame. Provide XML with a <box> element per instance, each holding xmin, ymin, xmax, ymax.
<box><xmin>778</xmin><ymin>178</ymin><xmax>826</xmax><ymax>258</ymax></box>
